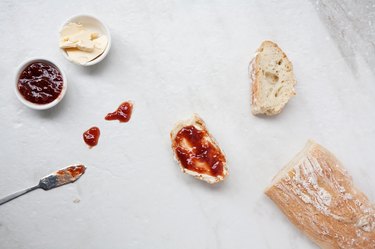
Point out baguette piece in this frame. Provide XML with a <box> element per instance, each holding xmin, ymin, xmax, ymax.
<box><xmin>170</xmin><ymin>114</ymin><xmax>228</xmax><ymax>184</ymax></box>
<box><xmin>250</xmin><ymin>41</ymin><xmax>296</xmax><ymax>115</ymax></box>
<box><xmin>265</xmin><ymin>140</ymin><xmax>375</xmax><ymax>249</ymax></box>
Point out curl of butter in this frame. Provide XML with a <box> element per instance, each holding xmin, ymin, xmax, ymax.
<box><xmin>59</xmin><ymin>23</ymin><xmax>108</xmax><ymax>64</ymax></box>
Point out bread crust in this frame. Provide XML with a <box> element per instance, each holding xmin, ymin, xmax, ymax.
<box><xmin>265</xmin><ymin>141</ymin><xmax>375</xmax><ymax>249</ymax></box>
<box><xmin>170</xmin><ymin>114</ymin><xmax>228</xmax><ymax>184</ymax></box>
<box><xmin>251</xmin><ymin>41</ymin><xmax>296</xmax><ymax>115</ymax></box>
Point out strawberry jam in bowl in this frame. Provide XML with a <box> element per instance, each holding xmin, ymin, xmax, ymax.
<box><xmin>15</xmin><ymin>59</ymin><xmax>67</xmax><ymax>110</ymax></box>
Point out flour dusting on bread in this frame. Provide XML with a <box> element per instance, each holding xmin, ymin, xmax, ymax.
<box><xmin>266</xmin><ymin>140</ymin><xmax>375</xmax><ymax>249</ymax></box>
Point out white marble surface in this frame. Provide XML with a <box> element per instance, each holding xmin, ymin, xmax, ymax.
<box><xmin>0</xmin><ymin>1</ymin><xmax>374</xmax><ymax>248</ymax></box>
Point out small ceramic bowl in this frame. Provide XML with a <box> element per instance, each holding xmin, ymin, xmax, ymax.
<box><xmin>59</xmin><ymin>15</ymin><xmax>111</xmax><ymax>66</ymax></box>
<box><xmin>15</xmin><ymin>58</ymin><xmax>68</xmax><ymax>110</ymax></box>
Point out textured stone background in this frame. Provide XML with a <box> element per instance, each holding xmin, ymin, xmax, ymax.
<box><xmin>0</xmin><ymin>1</ymin><xmax>374</xmax><ymax>249</ymax></box>
<box><xmin>310</xmin><ymin>0</ymin><xmax>375</xmax><ymax>75</ymax></box>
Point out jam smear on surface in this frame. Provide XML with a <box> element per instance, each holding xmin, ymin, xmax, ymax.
<box><xmin>105</xmin><ymin>101</ymin><xmax>133</xmax><ymax>122</ymax></box>
<box><xmin>173</xmin><ymin>125</ymin><xmax>225</xmax><ymax>177</ymax></box>
<box><xmin>83</xmin><ymin>127</ymin><xmax>100</xmax><ymax>148</ymax></box>
<box><xmin>17</xmin><ymin>62</ymin><xmax>63</xmax><ymax>104</ymax></box>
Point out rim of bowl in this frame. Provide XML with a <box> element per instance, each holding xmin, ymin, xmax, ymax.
<box><xmin>15</xmin><ymin>58</ymin><xmax>68</xmax><ymax>110</ymax></box>
<box><xmin>59</xmin><ymin>14</ymin><xmax>111</xmax><ymax>66</ymax></box>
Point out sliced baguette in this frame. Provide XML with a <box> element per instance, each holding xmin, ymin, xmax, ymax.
<box><xmin>251</xmin><ymin>41</ymin><xmax>296</xmax><ymax>115</ymax></box>
<box><xmin>265</xmin><ymin>140</ymin><xmax>375</xmax><ymax>249</ymax></box>
<box><xmin>170</xmin><ymin>114</ymin><xmax>228</xmax><ymax>184</ymax></box>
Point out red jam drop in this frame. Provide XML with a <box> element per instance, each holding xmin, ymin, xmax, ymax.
<box><xmin>173</xmin><ymin>125</ymin><xmax>226</xmax><ymax>177</ymax></box>
<box><xmin>105</xmin><ymin>101</ymin><xmax>133</xmax><ymax>122</ymax></box>
<box><xmin>17</xmin><ymin>62</ymin><xmax>63</xmax><ymax>104</ymax></box>
<box><xmin>83</xmin><ymin>127</ymin><xmax>100</xmax><ymax>148</ymax></box>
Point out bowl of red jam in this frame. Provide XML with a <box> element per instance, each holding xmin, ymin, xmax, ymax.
<box><xmin>15</xmin><ymin>59</ymin><xmax>67</xmax><ymax>110</ymax></box>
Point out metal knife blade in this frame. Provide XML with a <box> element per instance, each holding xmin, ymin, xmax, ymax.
<box><xmin>0</xmin><ymin>164</ymin><xmax>86</xmax><ymax>206</ymax></box>
<box><xmin>39</xmin><ymin>164</ymin><xmax>86</xmax><ymax>190</ymax></box>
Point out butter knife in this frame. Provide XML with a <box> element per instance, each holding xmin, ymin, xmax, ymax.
<box><xmin>0</xmin><ymin>164</ymin><xmax>86</xmax><ymax>206</ymax></box>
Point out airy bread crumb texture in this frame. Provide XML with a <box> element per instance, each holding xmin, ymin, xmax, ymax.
<box><xmin>251</xmin><ymin>41</ymin><xmax>296</xmax><ymax>116</ymax></box>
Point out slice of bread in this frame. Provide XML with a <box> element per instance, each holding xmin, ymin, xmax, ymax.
<box><xmin>250</xmin><ymin>41</ymin><xmax>296</xmax><ymax>115</ymax></box>
<box><xmin>170</xmin><ymin>114</ymin><xmax>228</xmax><ymax>184</ymax></box>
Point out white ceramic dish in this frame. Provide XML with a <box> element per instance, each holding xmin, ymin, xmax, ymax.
<box><xmin>15</xmin><ymin>58</ymin><xmax>67</xmax><ymax>110</ymax></box>
<box><xmin>59</xmin><ymin>15</ymin><xmax>111</xmax><ymax>66</ymax></box>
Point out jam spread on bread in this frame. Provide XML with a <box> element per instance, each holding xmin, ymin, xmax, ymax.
<box><xmin>105</xmin><ymin>101</ymin><xmax>133</xmax><ymax>122</ymax></box>
<box><xmin>173</xmin><ymin>125</ymin><xmax>225</xmax><ymax>177</ymax></box>
<box><xmin>83</xmin><ymin>127</ymin><xmax>100</xmax><ymax>148</ymax></box>
<box><xmin>17</xmin><ymin>62</ymin><xmax>64</xmax><ymax>104</ymax></box>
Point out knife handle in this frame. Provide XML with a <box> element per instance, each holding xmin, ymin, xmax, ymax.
<box><xmin>0</xmin><ymin>185</ymin><xmax>40</xmax><ymax>206</ymax></box>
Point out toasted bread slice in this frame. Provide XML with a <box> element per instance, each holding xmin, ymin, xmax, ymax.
<box><xmin>250</xmin><ymin>41</ymin><xmax>296</xmax><ymax>115</ymax></box>
<box><xmin>170</xmin><ymin>114</ymin><xmax>228</xmax><ymax>184</ymax></box>
<box><xmin>266</xmin><ymin>140</ymin><xmax>375</xmax><ymax>249</ymax></box>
